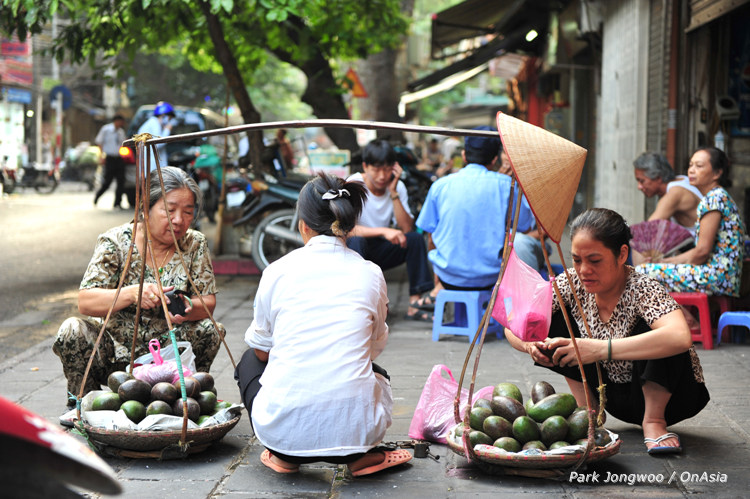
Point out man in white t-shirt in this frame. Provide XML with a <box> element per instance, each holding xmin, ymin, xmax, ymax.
<box><xmin>633</xmin><ymin>152</ymin><xmax>702</xmax><ymax>236</ymax></box>
<box><xmin>347</xmin><ymin>139</ymin><xmax>434</xmax><ymax>322</ymax></box>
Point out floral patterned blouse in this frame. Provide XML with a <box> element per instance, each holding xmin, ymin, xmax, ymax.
<box><xmin>553</xmin><ymin>268</ymin><xmax>705</xmax><ymax>384</ymax></box>
<box><xmin>636</xmin><ymin>187</ymin><xmax>745</xmax><ymax>297</ymax></box>
<box><xmin>80</xmin><ymin>223</ymin><xmax>218</xmax><ymax>354</ymax></box>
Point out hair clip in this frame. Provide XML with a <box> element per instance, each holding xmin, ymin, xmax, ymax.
<box><xmin>322</xmin><ymin>188</ymin><xmax>350</xmax><ymax>200</ymax></box>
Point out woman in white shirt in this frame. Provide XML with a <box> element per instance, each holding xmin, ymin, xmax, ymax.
<box><xmin>235</xmin><ymin>173</ymin><xmax>412</xmax><ymax>476</ymax></box>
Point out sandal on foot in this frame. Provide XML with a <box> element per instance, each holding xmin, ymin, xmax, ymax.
<box><xmin>644</xmin><ymin>432</ymin><xmax>682</xmax><ymax>455</ymax></box>
<box><xmin>409</xmin><ymin>293</ymin><xmax>437</xmax><ymax>311</ymax></box>
<box><xmin>261</xmin><ymin>449</ymin><xmax>299</xmax><ymax>473</ymax></box>
<box><xmin>351</xmin><ymin>449</ymin><xmax>413</xmax><ymax>477</ymax></box>
<box><xmin>403</xmin><ymin>309</ymin><xmax>433</xmax><ymax>323</ymax></box>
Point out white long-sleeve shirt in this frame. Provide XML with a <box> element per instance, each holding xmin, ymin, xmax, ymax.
<box><xmin>244</xmin><ymin>235</ymin><xmax>392</xmax><ymax>456</ymax></box>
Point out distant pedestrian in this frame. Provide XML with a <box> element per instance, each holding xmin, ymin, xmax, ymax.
<box><xmin>137</xmin><ymin>101</ymin><xmax>175</xmax><ymax>171</ymax></box>
<box><xmin>93</xmin><ymin>115</ymin><xmax>127</xmax><ymax>209</ymax></box>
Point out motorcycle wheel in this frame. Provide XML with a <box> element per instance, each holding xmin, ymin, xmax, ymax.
<box><xmin>251</xmin><ymin>209</ymin><xmax>301</xmax><ymax>271</ymax></box>
<box><xmin>34</xmin><ymin>171</ymin><xmax>59</xmax><ymax>194</ymax></box>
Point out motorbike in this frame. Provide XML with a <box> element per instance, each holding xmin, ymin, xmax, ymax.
<box><xmin>15</xmin><ymin>162</ymin><xmax>60</xmax><ymax>194</ymax></box>
<box><xmin>233</xmin><ymin>144</ymin><xmax>432</xmax><ymax>272</ymax></box>
<box><xmin>233</xmin><ymin>172</ymin><xmax>308</xmax><ymax>271</ymax></box>
<box><xmin>168</xmin><ymin>144</ymin><xmax>223</xmax><ymax>223</ymax></box>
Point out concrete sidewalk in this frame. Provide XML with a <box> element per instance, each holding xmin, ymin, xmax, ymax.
<box><xmin>2</xmin><ymin>265</ymin><xmax>750</xmax><ymax>498</ymax></box>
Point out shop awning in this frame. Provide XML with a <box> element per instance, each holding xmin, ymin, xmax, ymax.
<box><xmin>686</xmin><ymin>0</ymin><xmax>750</xmax><ymax>32</ymax></box>
<box><xmin>431</xmin><ymin>0</ymin><xmax>524</xmax><ymax>59</ymax></box>
<box><xmin>410</xmin><ymin>0</ymin><xmax>552</xmax><ymax>93</ymax></box>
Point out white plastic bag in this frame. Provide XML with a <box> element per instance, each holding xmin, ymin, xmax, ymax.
<box><xmin>129</xmin><ymin>340</ymin><xmax>197</xmax><ymax>375</ymax></box>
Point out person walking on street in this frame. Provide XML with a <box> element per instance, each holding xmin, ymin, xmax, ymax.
<box><xmin>93</xmin><ymin>115</ymin><xmax>127</xmax><ymax>209</ymax></box>
<box><xmin>137</xmin><ymin>101</ymin><xmax>175</xmax><ymax>171</ymax></box>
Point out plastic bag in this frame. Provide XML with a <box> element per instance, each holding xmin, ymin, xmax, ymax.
<box><xmin>408</xmin><ymin>364</ymin><xmax>494</xmax><ymax>444</ymax></box>
<box><xmin>491</xmin><ymin>246</ymin><xmax>553</xmax><ymax>342</ymax></box>
<box><xmin>132</xmin><ymin>339</ymin><xmax>193</xmax><ymax>385</ymax></box>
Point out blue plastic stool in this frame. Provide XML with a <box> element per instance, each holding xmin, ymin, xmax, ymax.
<box><xmin>716</xmin><ymin>311</ymin><xmax>750</xmax><ymax>346</ymax></box>
<box><xmin>432</xmin><ymin>289</ymin><xmax>503</xmax><ymax>342</ymax></box>
<box><xmin>539</xmin><ymin>263</ymin><xmax>565</xmax><ymax>281</ymax></box>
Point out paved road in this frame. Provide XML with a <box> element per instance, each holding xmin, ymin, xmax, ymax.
<box><xmin>0</xmin><ymin>183</ymin><xmax>136</xmax><ymax>361</ymax></box>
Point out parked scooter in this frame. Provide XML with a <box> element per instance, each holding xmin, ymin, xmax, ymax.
<box><xmin>168</xmin><ymin>144</ymin><xmax>222</xmax><ymax>223</ymax></box>
<box><xmin>233</xmin><ymin>172</ymin><xmax>308</xmax><ymax>271</ymax></box>
<box><xmin>62</xmin><ymin>142</ymin><xmax>100</xmax><ymax>190</ymax></box>
<box><xmin>16</xmin><ymin>162</ymin><xmax>60</xmax><ymax>194</ymax></box>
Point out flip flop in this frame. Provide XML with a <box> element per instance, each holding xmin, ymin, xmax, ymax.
<box><xmin>403</xmin><ymin>309</ymin><xmax>433</xmax><ymax>323</ymax></box>
<box><xmin>410</xmin><ymin>293</ymin><xmax>437</xmax><ymax>311</ymax></box>
<box><xmin>351</xmin><ymin>449</ymin><xmax>413</xmax><ymax>477</ymax></box>
<box><xmin>644</xmin><ymin>432</ymin><xmax>682</xmax><ymax>455</ymax></box>
<box><xmin>260</xmin><ymin>449</ymin><xmax>299</xmax><ymax>473</ymax></box>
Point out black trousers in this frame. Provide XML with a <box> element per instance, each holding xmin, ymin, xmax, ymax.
<box><xmin>234</xmin><ymin>349</ymin><xmax>392</xmax><ymax>465</ymax></box>
<box><xmin>94</xmin><ymin>155</ymin><xmax>126</xmax><ymax>207</ymax></box>
<box><xmin>538</xmin><ymin>308</ymin><xmax>710</xmax><ymax>426</ymax></box>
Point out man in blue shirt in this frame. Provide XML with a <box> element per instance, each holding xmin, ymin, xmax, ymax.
<box><xmin>416</xmin><ymin>127</ymin><xmax>533</xmax><ymax>295</ymax></box>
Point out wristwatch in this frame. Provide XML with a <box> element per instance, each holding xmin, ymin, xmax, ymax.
<box><xmin>390</xmin><ymin>192</ymin><xmax>399</xmax><ymax>200</ymax></box>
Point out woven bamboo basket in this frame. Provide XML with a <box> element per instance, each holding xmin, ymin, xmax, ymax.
<box><xmin>77</xmin><ymin>414</ymin><xmax>241</xmax><ymax>458</ymax></box>
<box><xmin>445</xmin><ymin>423</ymin><xmax>621</xmax><ymax>478</ymax></box>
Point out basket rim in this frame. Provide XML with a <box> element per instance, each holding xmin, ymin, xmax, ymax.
<box><xmin>446</xmin><ymin>425</ymin><xmax>621</xmax><ymax>469</ymax></box>
<box><xmin>80</xmin><ymin>413</ymin><xmax>241</xmax><ymax>438</ymax></box>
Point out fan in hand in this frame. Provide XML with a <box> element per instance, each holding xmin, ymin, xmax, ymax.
<box><xmin>630</xmin><ymin>220</ymin><xmax>693</xmax><ymax>261</ymax></box>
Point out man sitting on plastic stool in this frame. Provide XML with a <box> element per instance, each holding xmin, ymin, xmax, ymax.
<box><xmin>415</xmin><ymin>126</ymin><xmax>534</xmax><ymax>302</ymax></box>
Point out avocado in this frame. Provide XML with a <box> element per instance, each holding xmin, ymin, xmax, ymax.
<box><xmin>493</xmin><ymin>436</ymin><xmax>521</xmax><ymax>452</ymax></box>
<box><xmin>512</xmin><ymin>415</ymin><xmax>540</xmax><ymax>444</ymax></box>
<box><xmin>469</xmin><ymin>430</ymin><xmax>494</xmax><ymax>447</ymax></box>
<box><xmin>549</xmin><ymin>441</ymin><xmax>572</xmax><ymax>450</ymax></box>
<box><xmin>526</xmin><ymin>393</ymin><xmax>577</xmax><ymax>422</ymax></box>
<box><xmin>91</xmin><ymin>392</ymin><xmax>122</xmax><ymax>411</ymax></box>
<box><xmin>469</xmin><ymin>406</ymin><xmax>493</xmax><ymax>431</ymax></box>
<box><xmin>482</xmin><ymin>415</ymin><xmax>512</xmax><ymax>440</ymax></box>
<box><xmin>151</xmin><ymin>381</ymin><xmax>180</xmax><ymax>405</ymax></box>
<box><xmin>490</xmin><ymin>395</ymin><xmax>526</xmax><ymax>422</ymax></box>
<box><xmin>522</xmin><ymin>440</ymin><xmax>547</xmax><ymax>451</ymax></box>
<box><xmin>473</xmin><ymin>397</ymin><xmax>493</xmax><ymax>411</ymax></box>
<box><xmin>121</xmin><ymin>400</ymin><xmax>147</xmax><ymax>423</ymax></box>
<box><xmin>214</xmin><ymin>400</ymin><xmax>232</xmax><ymax>411</ymax></box>
<box><xmin>192</xmin><ymin>372</ymin><xmax>214</xmax><ymax>392</ymax></box>
<box><xmin>566</xmin><ymin>409</ymin><xmax>589</xmax><ymax>442</ymax></box>
<box><xmin>173</xmin><ymin>376</ymin><xmax>201</xmax><ymax>399</ymax></box>
<box><xmin>530</xmin><ymin>381</ymin><xmax>556</xmax><ymax>404</ymax></box>
<box><xmin>594</xmin><ymin>428</ymin><xmax>612</xmax><ymax>447</ymax></box>
<box><xmin>540</xmin><ymin>415</ymin><xmax>569</xmax><ymax>446</ymax></box>
<box><xmin>107</xmin><ymin>371</ymin><xmax>134</xmax><ymax>393</ymax></box>
<box><xmin>146</xmin><ymin>400</ymin><xmax>173</xmax><ymax>416</ymax></box>
<box><xmin>172</xmin><ymin>397</ymin><xmax>201</xmax><ymax>422</ymax></box>
<box><xmin>197</xmin><ymin>415</ymin><xmax>212</xmax><ymax>425</ymax></box>
<box><xmin>196</xmin><ymin>391</ymin><xmax>217</xmax><ymax>415</ymax></box>
<box><xmin>117</xmin><ymin>379</ymin><xmax>152</xmax><ymax>404</ymax></box>
<box><xmin>492</xmin><ymin>382</ymin><xmax>523</xmax><ymax>403</ymax></box>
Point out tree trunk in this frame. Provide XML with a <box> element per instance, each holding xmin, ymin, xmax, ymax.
<box><xmin>198</xmin><ymin>1</ymin><xmax>265</xmax><ymax>174</ymax></box>
<box><xmin>270</xmin><ymin>15</ymin><xmax>359</xmax><ymax>154</ymax></box>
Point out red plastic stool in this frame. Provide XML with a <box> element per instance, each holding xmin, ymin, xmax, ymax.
<box><xmin>669</xmin><ymin>292</ymin><xmax>732</xmax><ymax>350</ymax></box>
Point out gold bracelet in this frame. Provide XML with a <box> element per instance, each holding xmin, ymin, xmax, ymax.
<box><xmin>391</xmin><ymin>193</ymin><xmax>399</xmax><ymax>200</ymax></box>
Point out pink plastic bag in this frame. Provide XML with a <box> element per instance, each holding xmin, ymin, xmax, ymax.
<box><xmin>133</xmin><ymin>339</ymin><xmax>192</xmax><ymax>385</ymax></box>
<box><xmin>491</xmin><ymin>246</ymin><xmax>553</xmax><ymax>342</ymax></box>
<box><xmin>408</xmin><ymin>364</ymin><xmax>494</xmax><ymax>444</ymax></box>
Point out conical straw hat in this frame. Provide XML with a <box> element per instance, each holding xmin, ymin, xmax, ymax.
<box><xmin>496</xmin><ymin>112</ymin><xmax>587</xmax><ymax>243</ymax></box>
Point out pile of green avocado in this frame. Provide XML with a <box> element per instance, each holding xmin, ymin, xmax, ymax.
<box><xmin>90</xmin><ymin>371</ymin><xmax>232</xmax><ymax>425</ymax></box>
<box><xmin>457</xmin><ymin>381</ymin><xmax>612</xmax><ymax>452</ymax></box>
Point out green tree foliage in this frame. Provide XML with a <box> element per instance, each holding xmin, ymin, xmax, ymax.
<box><xmin>0</xmin><ymin>0</ymin><xmax>409</xmax><ymax>158</ymax></box>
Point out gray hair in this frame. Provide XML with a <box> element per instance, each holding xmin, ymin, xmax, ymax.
<box><xmin>633</xmin><ymin>152</ymin><xmax>675</xmax><ymax>182</ymax></box>
<box><xmin>148</xmin><ymin>166</ymin><xmax>203</xmax><ymax>218</ymax></box>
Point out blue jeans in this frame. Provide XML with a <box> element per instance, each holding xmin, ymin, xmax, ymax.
<box><xmin>347</xmin><ymin>232</ymin><xmax>433</xmax><ymax>296</ymax></box>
